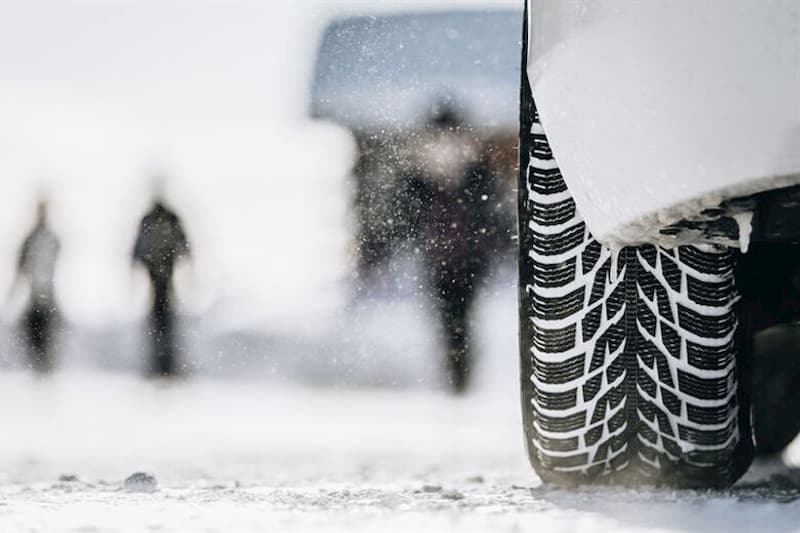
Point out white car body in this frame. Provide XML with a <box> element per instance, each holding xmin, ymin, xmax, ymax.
<box><xmin>527</xmin><ymin>0</ymin><xmax>800</xmax><ymax>248</ymax></box>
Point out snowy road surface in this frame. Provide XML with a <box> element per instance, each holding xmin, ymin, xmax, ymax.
<box><xmin>1</xmin><ymin>374</ymin><xmax>800</xmax><ymax>532</ymax></box>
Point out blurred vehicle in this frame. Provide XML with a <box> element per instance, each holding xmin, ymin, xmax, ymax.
<box><xmin>519</xmin><ymin>0</ymin><xmax>800</xmax><ymax>489</ymax></box>
<box><xmin>310</xmin><ymin>9</ymin><xmax>520</xmax><ymax>284</ymax></box>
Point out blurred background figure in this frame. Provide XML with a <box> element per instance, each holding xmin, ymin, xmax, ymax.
<box><xmin>15</xmin><ymin>199</ymin><xmax>61</xmax><ymax>373</ymax></box>
<box><xmin>310</xmin><ymin>10</ymin><xmax>519</xmax><ymax>392</ymax></box>
<box><xmin>403</xmin><ymin>99</ymin><xmax>496</xmax><ymax>392</ymax></box>
<box><xmin>133</xmin><ymin>187</ymin><xmax>191</xmax><ymax>378</ymax></box>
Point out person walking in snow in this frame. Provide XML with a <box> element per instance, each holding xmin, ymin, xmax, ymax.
<box><xmin>16</xmin><ymin>200</ymin><xmax>61</xmax><ymax>373</ymax></box>
<box><xmin>133</xmin><ymin>192</ymin><xmax>190</xmax><ymax>377</ymax></box>
<box><xmin>405</xmin><ymin>100</ymin><xmax>498</xmax><ymax>393</ymax></box>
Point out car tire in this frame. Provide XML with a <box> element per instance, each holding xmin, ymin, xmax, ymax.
<box><xmin>518</xmin><ymin>19</ymin><xmax>754</xmax><ymax>488</ymax></box>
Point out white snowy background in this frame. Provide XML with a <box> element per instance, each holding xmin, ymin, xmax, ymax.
<box><xmin>0</xmin><ymin>0</ymin><xmax>799</xmax><ymax>531</ymax></box>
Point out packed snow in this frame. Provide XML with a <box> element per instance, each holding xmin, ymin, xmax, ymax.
<box><xmin>2</xmin><ymin>366</ymin><xmax>800</xmax><ymax>532</ymax></box>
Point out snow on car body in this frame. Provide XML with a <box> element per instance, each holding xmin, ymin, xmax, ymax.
<box><xmin>527</xmin><ymin>0</ymin><xmax>800</xmax><ymax>248</ymax></box>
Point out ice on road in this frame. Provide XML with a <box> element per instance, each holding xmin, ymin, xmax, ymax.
<box><xmin>1</xmin><ymin>373</ymin><xmax>800</xmax><ymax>532</ymax></box>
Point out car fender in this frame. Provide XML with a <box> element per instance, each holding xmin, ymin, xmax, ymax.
<box><xmin>526</xmin><ymin>0</ymin><xmax>800</xmax><ymax>248</ymax></box>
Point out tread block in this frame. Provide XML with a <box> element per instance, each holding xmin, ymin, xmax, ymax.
<box><xmin>686</xmin><ymin>340</ymin><xmax>736</xmax><ymax>371</ymax></box>
<box><xmin>638</xmin><ymin>342</ymin><xmax>656</xmax><ymax>369</ymax></box>
<box><xmin>639</xmin><ymin>245</ymin><xmax>658</xmax><ymax>268</ymax></box>
<box><xmin>538</xmin><ymin>434</ymin><xmax>580</xmax><ymax>453</ymax></box>
<box><xmin>532</xmin><ymin>322</ymin><xmax>577</xmax><ymax>354</ymax></box>
<box><xmin>656</xmin><ymin>408</ymin><xmax>676</xmax><ymax>438</ymax></box>
<box><xmin>605</xmin><ymin>284</ymin><xmax>626</xmax><ymax>318</ymax></box>
<box><xmin>585</xmin><ymin>425</ymin><xmax>604</xmax><ymax>447</ymax></box>
<box><xmin>537</xmin><ymin>411</ymin><xmax>588</xmax><ymax>433</ymax></box>
<box><xmin>590</xmin><ymin>397</ymin><xmax>608</xmax><ymax>425</ymax></box>
<box><xmin>678</xmin><ymin>369</ymin><xmax>733</xmax><ymax>401</ymax></box>
<box><xmin>661</xmin><ymin>387</ymin><xmax>682</xmax><ymax>416</ymax></box>
<box><xmin>532</xmin><ymin>198</ymin><xmax>577</xmax><ymax>227</ymax></box>
<box><xmin>582</xmin><ymin>305</ymin><xmax>603</xmax><ymax>343</ymax></box>
<box><xmin>582</xmin><ymin>374</ymin><xmax>603</xmax><ymax>402</ymax></box>
<box><xmin>660</xmin><ymin>254</ymin><xmax>683</xmax><ymax>292</ymax></box>
<box><xmin>638</xmin><ymin>300</ymin><xmax>658</xmax><ymax>337</ymax></box>
<box><xmin>678</xmin><ymin>420</ymin><xmax>736</xmax><ymax>446</ymax></box>
<box><xmin>660</xmin><ymin>323</ymin><xmax>682</xmax><ymax>360</ymax></box>
<box><xmin>531</xmin><ymin>223</ymin><xmax>586</xmax><ymax>256</ymax></box>
<box><xmin>655</xmin><ymin>352</ymin><xmax>675</xmax><ymax>388</ymax></box>
<box><xmin>677</xmin><ymin>304</ymin><xmax>736</xmax><ymax>339</ymax></box>
<box><xmin>529</xmin><ymin>167</ymin><xmax>567</xmax><ymax>195</ymax></box>
<box><xmin>588</xmin><ymin>260</ymin><xmax>612</xmax><ymax>306</ymax></box>
<box><xmin>540</xmin><ymin>452</ymin><xmax>591</xmax><ymax>470</ymax></box>
<box><xmin>607</xmin><ymin>406</ymin><xmax>627</xmax><ymax>433</ymax></box>
<box><xmin>686</xmin><ymin>401</ymin><xmax>735</xmax><ymax>426</ymax></box>
<box><xmin>533</xmin><ymin>354</ymin><xmax>585</xmax><ymax>384</ymax></box>
<box><xmin>678</xmin><ymin>247</ymin><xmax>734</xmax><ymax>276</ymax></box>
<box><xmin>639</xmin><ymin>371</ymin><xmax>658</xmax><ymax>399</ymax></box>
<box><xmin>533</xmin><ymin>259</ymin><xmax>577</xmax><ymax>289</ymax></box>
<box><xmin>532</xmin><ymin>287</ymin><xmax>586</xmax><ymax>321</ymax></box>
<box><xmin>687</xmin><ymin>276</ymin><xmax>734</xmax><ymax>307</ymax></box>
<box><xmin>662</xmin><ymin>436</ymin><xmax>683</xmax><ymax>458</ymax></box>
<box><xmin>534</xmin><ymin>388</ymin><xmax>579</xmax><ymax>411</ymax></box>
<box><xmin>640</xmin><ymin>423</ymin><xmax>658</xmax><ymax>444</ymax></box>
<box><xmin>582</xmin><ymin>240</ymin><xmax>603</xmax><ymax>274</ymax></box>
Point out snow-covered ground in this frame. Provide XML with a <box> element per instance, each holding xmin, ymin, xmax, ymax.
<box><xmin>0</xmin><ymin>282</ymin><xmax>799</xmax><ymax>532</ymax></box>
<box><xmin>2</xmin><ymin>369</ymin><xmax>800</xmax><ymax>533</ymax></box>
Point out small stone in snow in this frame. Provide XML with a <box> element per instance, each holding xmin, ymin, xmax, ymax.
<box><xmin>421</xmin><ymin>484</ymin><xmax>442</xmax><ymax>493</ymax></box>
<box><xmin>466</xmin><ymin>475</ymin><xmax>484</xmax><ymax>484</ymax></box>
<box><xmin>124</xmin><ymin>472</ymin><xmax>158</xmax><ymax>493</ymax></box>
<box><xmin>441</xmin><ymin>489</ymin><xmax>465</xmax><ymax>500</ymax></box>
<box><xmin>58</xmin><ymin>474</ymin><xmax>79</xmax><ymax>483</ymax></box>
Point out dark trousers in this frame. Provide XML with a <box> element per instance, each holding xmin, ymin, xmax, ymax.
<box><xmin>432</xmin><ymin>262</ymin><xmax>483</xmax><ymax>393</ymax></box>
<box><xmin>150</xmin><ymin>278</ymin><xmax>177</xmax><ymax>377</ymax></box>
<box><xmin>24</xmin><ymin>302</ymin><xmax>55</xmax><ymax>373</ymax></box>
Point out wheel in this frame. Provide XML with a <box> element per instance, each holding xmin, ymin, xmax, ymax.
<box><xmin>751</xmin><ymin>325</ymin><xmax>800</xmax><ymax>456</ymax></box>
<box><xmin>735</xmin><ymin>245</ymin><xmax>800</xmax><ymax>456</ymax></box>
<box><xmin>518</xmin><ymin>15</ymin><xmax>754</xmax><ymax>488</ymax></box>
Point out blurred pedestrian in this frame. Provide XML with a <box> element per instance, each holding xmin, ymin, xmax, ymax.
<box><xmin>133</xmin><ymin>190</ymin><xmax>190</xmax><ymax>377</ymax></box>
<box><xmin>406</xmin><ymin>100</ymin><xmax>498</xmax><ymax>393</ymax></box>
<box><xmin>16</xmin><ymin>200</ymin><xmax>61</xmax><ymax>373</ymax></box>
